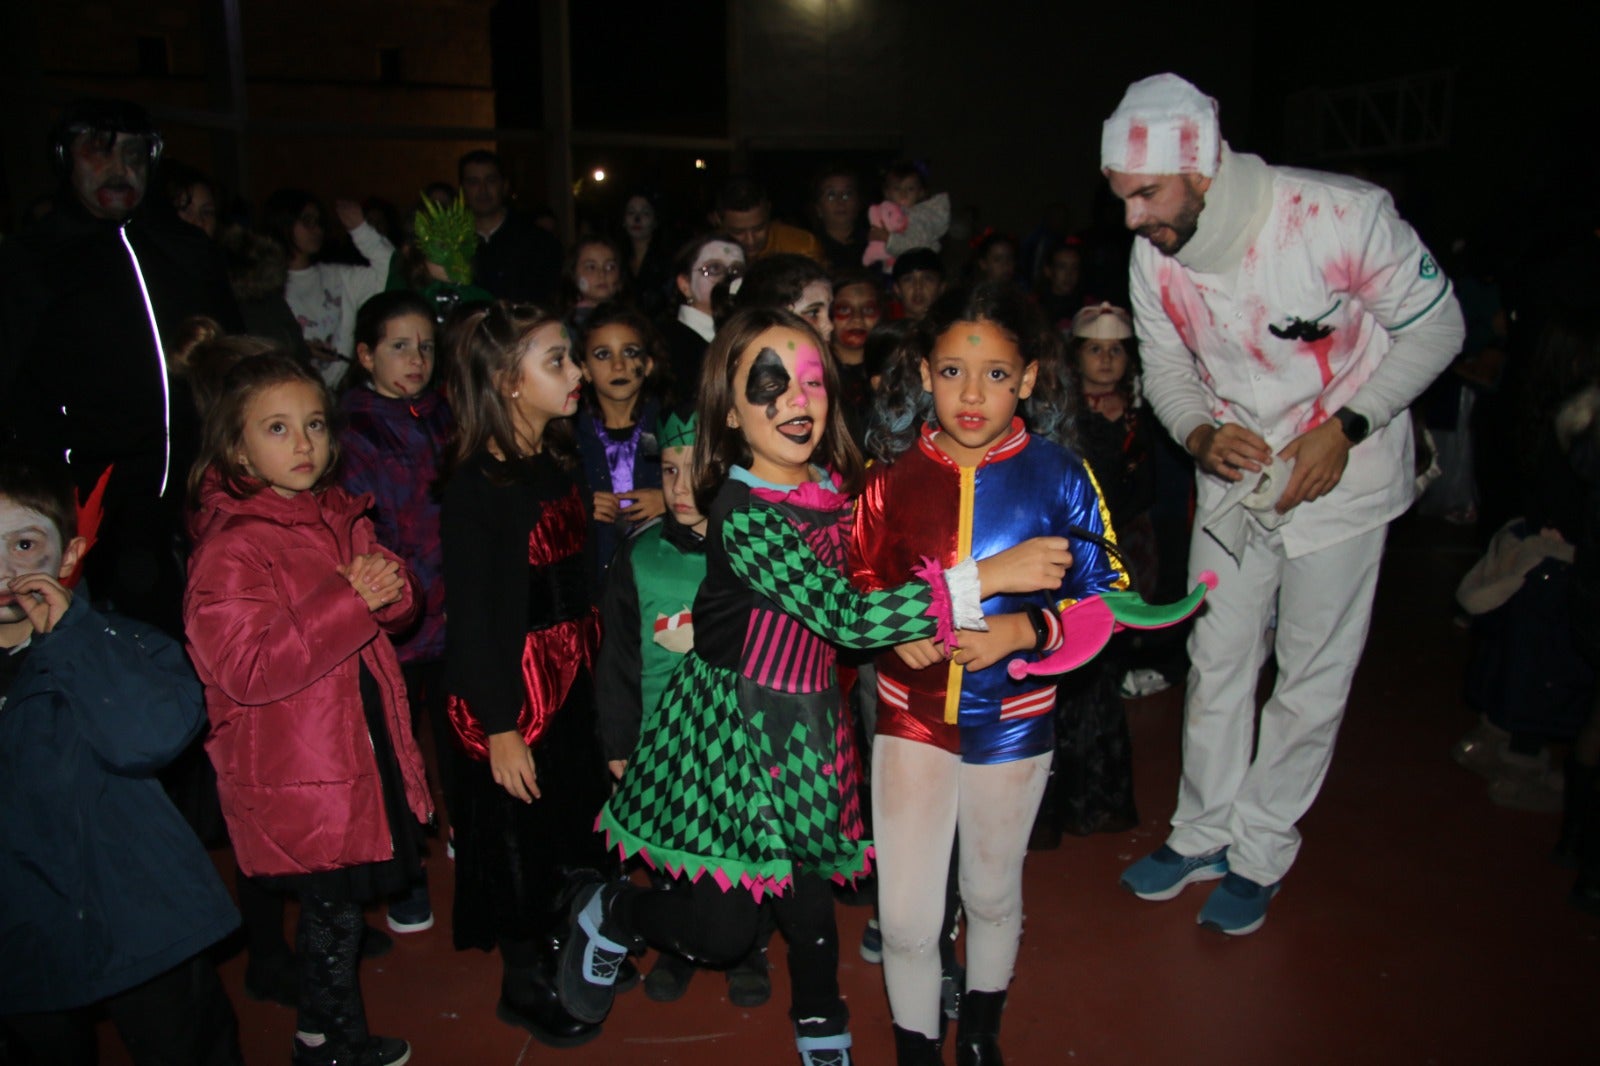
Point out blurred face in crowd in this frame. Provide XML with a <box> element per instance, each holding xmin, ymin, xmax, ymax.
<box><xmin>1105</xmin><ymin>170</ymin><xmax>1211</xmax><ymax>257</ymax></box>
<box><xmin>624</xmin><ymin>196</ymin><xmax>657</xmax><ymax>243</ymax></box>
<box><xmin>678</xmin><ymin>239</ymin><xmax>744</xmax><ymax>313</ymax></box>
<box><xmin>884</xmin><ymin>172</ymin><xmax>927</xmax><ymax>209</ymax></box>
<box><xmin>792</xmin><ymin>280</ymin><xmax>834</xmax><ymax>344</ymax></box>
<box><xmin>290</xmin><ymin>203</ymin><xmax>324</xmax><ymax>260</ymax></box>
<box><xmin>815</xmin><ymin>174</ymin><xmax>861</xmax><ymax>235</ymax></box>
<box><xmin>894</xmin><ymin>269</ymin><xmax>944</xmax><ymax>321</ymax></box>
<box><xmin>460</xmin><ymin>160</ymin><xmax>507</xmax><ymax>222</ymax></box>
<box><xmin>69</xmin><ymin>130</ymin><xmax>152</xmax><ymax>221</ymax></box>
<box><xmin>175</xmin><ymin>181</ymin><xmax>217</xmax><ymax>238</ymax></box>
<box><xmin>574</xmin><ymin>241</ymin><xmax>621</xmax><ymax>304</ymax></box>
<box><xmin>720</xmin><ymin>201</ymin><xmax>772</xmax><ymax>258</ymax></box>
<box><xmin>977</xmin><ymin>240</ymin><xmax>1017</xmax><ymax>285</ymax></box>
<box><xmin>1045</xmin><ymin>246</ymin><xmax>1082</xmax><ymax>295</ymax></box>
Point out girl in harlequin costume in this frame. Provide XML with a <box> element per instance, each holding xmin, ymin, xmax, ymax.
<box><xmin>851</xmin><ymin>283</ymin><xmax>1128</xmax><ymax>1065</ymax></box>
<box><xmin>439</xmin><ymin>303</ymin><xmax>618</xmax><ymax>1048</ymax></box>
<box><xmin>557</xmin><ymin>306</ymin><xmax>1074</xmax><ymax>1066</ymax></box>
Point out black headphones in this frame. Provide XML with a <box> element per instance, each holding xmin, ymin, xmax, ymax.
<box><xmin>50</xmin><ymin>99</ymin><xmax>164</xmax><ymax>177</ymax></box>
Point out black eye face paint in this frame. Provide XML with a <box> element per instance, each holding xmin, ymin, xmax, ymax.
<box><xmin>745</xmin><ymin>346</ymin><xmax>790</xmax><ymax>420</ymax></box>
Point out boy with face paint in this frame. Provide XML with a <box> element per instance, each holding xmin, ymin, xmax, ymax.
<box><xmin>592</xmin><ymin>411</ymin><xmax>772</xmax><ymax>1007</ymax></box>
<box><xmin>0</xmin><ymin>452</ymin><xmax>243</xmax><ymax>1063</ymax></box>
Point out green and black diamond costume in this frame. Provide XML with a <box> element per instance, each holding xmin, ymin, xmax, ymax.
<box><xmin>600</xmin><ymin>467</ymin><xmax>953</xmax><ymax>899</ymax></box>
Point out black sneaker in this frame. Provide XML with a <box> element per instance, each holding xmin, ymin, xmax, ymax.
<box><xmin>725</xmin><ymin>950</ymin><xmax>771</xmax><ymax>1008</ymax></box>
<box><xmin>643</xmin><ymin>952</ymin><xmax>696</xmax><ymax>1003</ymax></box>
<box><xmin>291</xmin><ymin>1035</ymin><xmax>411</xmax><ymax>1066</ymax></box>
<box><xmin>556</xmin><ymin>882</ymin><xmax>636</xmax><ymax>1024</ymax></box>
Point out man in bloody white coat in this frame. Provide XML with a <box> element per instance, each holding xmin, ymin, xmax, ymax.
<box><xmin>1105</xmin><ymin>74</ymin><xmax>1463</xmax><ymax>934</ymax></box>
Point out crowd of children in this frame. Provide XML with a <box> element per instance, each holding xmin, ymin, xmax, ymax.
<box><xmin>2</xmin><ymin>147</ymin><xmax>1202</xmax><ymax>1066</ymax></box>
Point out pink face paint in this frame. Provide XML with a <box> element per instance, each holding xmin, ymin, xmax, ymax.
<box><xmin>795</xmin><ymin>345</ymin><xmax>827</xmax><ymax>407</ymax></box>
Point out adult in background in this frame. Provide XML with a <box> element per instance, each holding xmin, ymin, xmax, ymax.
<box><xmin>459</xmin><ymin>148</ymin><xmax>563</xmax><ymax>304</ymax></box>
<box><xmin>812</xmin><ymin>164</ymin><xmax>868</xmax><ymax>273</ymax></box>
<box><xmin>0</xmin><ymin>98</ymin><xmax>241</xmax><ymax>635</ymax></box>
<box><xmin>1105</xmin><ymin>74</ymin><xmax>1463</xmax><ymax>934</ymax></box>
<box><xmin>713</xmin><ymin>175</ymin><xmax>827</xmax><ymax>266</ymax></box>
<box><xmin>621</xmin><ymin>190</ymin><xmax>674</xmax><ymax>317</ymax></box>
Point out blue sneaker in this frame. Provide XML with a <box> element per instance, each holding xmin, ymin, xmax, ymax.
<box><xmin>1197</xmin><ymin>872</ymin><xmax>1281</xmax><ymax>935</ymax></box>
<box><xmin>859</xmin><ymin>918</ymin><xmax>882</xmax><ymax>964</ymax></box>
<box><xmin>387</xmin><ymin>880</ymin><xmax>433</xmax><ymax>934</ymax></box>
<box><xmin>1119</xmin><ymin>844</ymin><xmax>1228</xmax><ymax>901</ymax></box>
<box><xmin>556</xmin><ymin>881</ymin><xmax>637</xmax><ymax>1024</ymax></box>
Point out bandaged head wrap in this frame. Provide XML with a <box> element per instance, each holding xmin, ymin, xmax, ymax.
<box><xmin>1101</xmin><ymin>74</ymin><xmax>1221</xmax><ymax>177</ymax></box>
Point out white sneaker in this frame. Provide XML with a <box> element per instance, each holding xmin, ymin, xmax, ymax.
<box><xmin>1119</xmin><ymin>668</ymin><xmax>1171</xmax><ymax>699</ymax></box>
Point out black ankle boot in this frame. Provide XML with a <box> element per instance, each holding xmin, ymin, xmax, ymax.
<box><xmin>955</xmin><ymin>988</ymin><xmax>1006</xmax><ymax>1066</ymax></box>
<box><xmin>497</xmin><ymin>938</ymin><xmax>603</xmax><ymax>1049</ymax></box>
<box><xmin>893</xmin><ymin>1024</ymin><xmax>944</xmax><ymax>1065</ymax></box>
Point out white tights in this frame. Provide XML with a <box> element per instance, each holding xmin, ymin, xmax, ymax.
<box><xmin>871</xmin><ymin>735</ymin><xmax>1052</xmax><ymax>1038</ymax></box>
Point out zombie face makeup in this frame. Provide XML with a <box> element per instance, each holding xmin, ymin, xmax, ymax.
<box><xmin>0</xmin><ymin>498</ymin><xmax>67</xmax><ymax>627</ymax></box>
<box><xmin>69</xmin><ymin>131</ymin><xmax>152</xmax><ymax>221</ymax></box>
<box><xmin>730</xmin><ymin>327</ymin><xmax>829</xmax><ymax>484</ymax></box>
<box><xmin>829</xmin><ymin>282</ymin><xmax>881</xmax><ymax>357</ymax></box>
<box><xmin>920</xmin><ymin>319</ymin><xmax>1036</xmax><ymax>466</ymax></box>
<box><xmin>682</xmin><ymin>240</ymin><xmax>745</xmax><ymax>312</ymax></box>
<box><xmin>358</xmin><ymin>312</ymin><xmax>437</xmax><ymax>399</ymax></box>
<box><xmin>507</xmin><ymin>322</ymin><xmax>585</xmax><ymax>445</ymax></box>
<box><xmin>1106</xmin><ymin>170</ymin><xmax>1210</xmax><ymax>257</ymax></box>
<box><xmin>583</xmin><ymin>323</ymin><xmax>651</xmax><ymax>410</ymax></box>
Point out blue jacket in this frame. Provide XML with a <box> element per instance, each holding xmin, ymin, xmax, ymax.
<box><xmin>0</xmin><ymin>598</ymin><xmax>238</xmax><ymax>1013</ymax></box>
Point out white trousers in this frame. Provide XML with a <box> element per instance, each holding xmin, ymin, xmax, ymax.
<box><xmin>1167</xmin><ymin>519</ymin><xmax>1388</xmax><ymax>884</ymax></box>
<box><xmin>872</xmin><ymin>736</ymin><xmax>1052</xmax><ymax>1038</ymax></box>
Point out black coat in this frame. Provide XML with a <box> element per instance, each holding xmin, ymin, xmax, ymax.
<box><xmin>0</xmin><ymin>598</ymin><xmax>238</xmax><ymax>1013</ymax></box>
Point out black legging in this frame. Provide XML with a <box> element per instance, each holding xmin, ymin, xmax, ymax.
<box><xmin>296</xmin><ymin>897</ymin><xmax>367</xmax><ymax>1050</ymax></box>
<box><xmin>619</xmin><ymin>871</ymin><xmax>844</xmax><ymax>1025</ymax></box>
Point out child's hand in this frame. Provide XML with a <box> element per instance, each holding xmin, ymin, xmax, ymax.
<box><xmin>976</xmin><ymin>537</ymin><xmax>1073</xmax><ymax>597</ymax></box>
<box><xmin>893</xmin><ymin>637</ymin><xmax>949</xmax><ymax>670</ymax></box>
<box><xmin>619</xmin><ymin>488</ymin><xmax>665</xmax><ymax>524</ymax></box>
<box><xmin>593</xmin><ymin>491</ymin><xmax>620</xmax><ymax>523</ymax></box>
<box><xmin>340</xmin><ymin>553</ymin><xmax>405</xmax><ymax>612</ymax></box>
<box><xmin>6</xmin><ymin>572</ymin><xmax>73</xmax><ymax>634</ymax></box>
<box><xmin>869</xmin><ymin>225</ymin><xmax>890</xmax><ymax>242</ymax></box>
<box><xmin>608</xmin><ymin>759</ymin><xmax>628</xmax><ymax>781</ymax></box>
<box><xmin>489</xmin><ymin>730</ymin><xmax>541</xmax><ymax>802</ymax></box>
<box><xmin>334</xmin><ymin>198</ymin><xmax>366</xmax><ymax>232</ymax></box>
<box><xmin>951</xmin><ymin>614</ymin><xmax>1032</xmax><ymax>672</ymax></box>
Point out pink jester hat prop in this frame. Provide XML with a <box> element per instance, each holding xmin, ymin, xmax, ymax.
<box><xmin>1008</xmin><ymin>571</ymin><xmax>1218</xmax><ymax>680</ymax></box>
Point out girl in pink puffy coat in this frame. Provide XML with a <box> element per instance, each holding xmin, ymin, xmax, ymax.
<box><xmin>184</xmin><ymin>351</ymin><xmax>428</xmax><ymax>1066</ymax></box>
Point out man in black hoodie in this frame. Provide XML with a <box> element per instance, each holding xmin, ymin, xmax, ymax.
<box><xmin>0</xmin><ymin>99</ymin><xmax>241</xmax><ymax>635</ymax></box>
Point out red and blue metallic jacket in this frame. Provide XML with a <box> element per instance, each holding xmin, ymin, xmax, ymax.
<box><xmin>848</xmin><ymin>418</ymin><xmax>1127</xmax><ymax>762</ymax></box>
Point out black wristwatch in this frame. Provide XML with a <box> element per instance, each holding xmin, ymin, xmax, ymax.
<box><xmin>1332</xmin><ymin>406</ymin><xmax>1370</xmax><ymax>444</ymax></box>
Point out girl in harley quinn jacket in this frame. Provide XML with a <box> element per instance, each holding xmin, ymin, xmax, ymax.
<box><xmin>184</xmin><ymin>352</ymin><xmax>430</xmax><ymax>1066</ymax></box>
